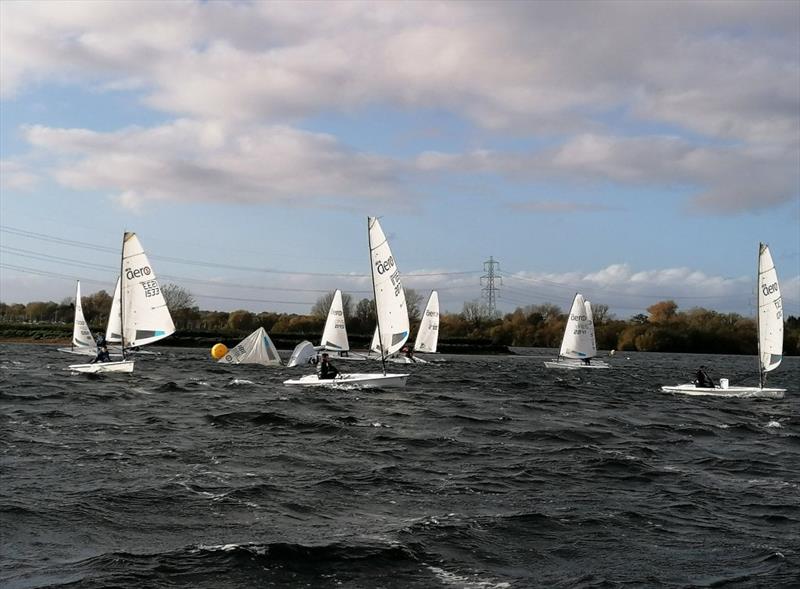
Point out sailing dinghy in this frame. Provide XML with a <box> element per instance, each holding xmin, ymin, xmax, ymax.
<box><xmin>69</xmin><ymin>232</ymin><xmax>174</xmax><ymax>373</ymax></box>
<box><xmin>662</xmin><ymin>243</ymin><xmax>786</xmax><ymax>398</ymax></box>
<box><xmin>284</xmin><ymin>217</ymin><xmax>409</xmax><ymax>388</ymax></box>
<box><xmin>544</xmin><ymin>293</ymin><xmax>609</xmax><ymax>369</ymax></box>
<box><xmin>58</xmin><ymin>280</ymin><xmax>99</xmax><ymax>356</ymax></box>
<box><xmin>317</xmin><ymin>290</ymin><xmax>367</xmax><ymax>360</ymax></box>
<box><xmin>217</xmin><ymin>327</ymin><xmax>282</xmax><ymax>366</ymax></box>
<box><xmin>389</xmin><ymin>290</ymin><xmax>440</xmax><ymax>364</ymax></box>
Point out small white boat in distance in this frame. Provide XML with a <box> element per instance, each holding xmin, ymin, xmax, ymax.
<box><xmin>284</xmin><ymin>217</ymin><xmax>409</xmax><ymax>388</ymax></box>
<box><xmin>662</xmin><ymin>243</ymin><xmax>786</xmax><ymax>399</ymax></box>
<box><xmin>545</xmin><ymin>293</ymin><xmax>609</xmax><ymax>369</ymax></box>
<box><xmin>69</xmin><ymin>232</ymin><xmax>175</xmax><ymax>374</ymax></box>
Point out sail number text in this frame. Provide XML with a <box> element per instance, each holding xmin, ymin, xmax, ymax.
<box><xmin>141</xmin><ymin>279</ymin><xmax>161</xmax><ymax>298</ymax></box>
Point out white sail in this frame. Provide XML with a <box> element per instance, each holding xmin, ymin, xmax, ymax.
<box><xmin>105</xmin><ymin>276</ymin><xmax>122</xmax><ymax>344</ymax></box>
<box><xmin>320</xmin><ymin>290</ymin><xmax>350</xmax><ymax>352</ymax></box>
<box><xmin>287</xmin><ymin>340</ymin><xmax>317</xmax><ymax>367</ymax></box>
<box><xmin>559</xmin><ymin>293</ymin><xmax>595</xmax><ymax>359</ymax></box>
<box><xmin>414</xmin><ymin>290</ymin><xmax>440</xmax><ymax>353</ymax></box>
<box><xmin>218</xmin><ymin>327</ymin><xmax>281</xmax><ymax>366</ymax></box>
<box><xmin>758</xmin><ymin>243</ymin><xmax>783</xmax><ymax>374</ymax></box>
<box><xmin>121</xmin><ymin>232</ymin><xmax>175</xmax><ymax>348</ymax></box>
<box><xmin>369</xmin><ymin>217</ymin><xmax>409</xmax><ymax>358</ymax></box>
<box><xmin>370</xmin><ymin>326</ymin><xmax>381</xmax><ymax>354</ymax></box>
<box><xmin>71</xmin><ymin>281</ymin><xmax>96</xmax><ymax>352</ymax></box>
<box><xmin>583</xmin><ymin>299</ymin><xmax>598</xmax><ymax>358</ymax></box>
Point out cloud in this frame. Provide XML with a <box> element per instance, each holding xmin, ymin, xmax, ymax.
<box><xmin>506</xmin><ymin>264</ymin><xmax>765</xmax><ymax>315</ymax></box>
<box><xmin>417</xmin><ymin>134</ymin><xmax>800</xmax><ymax>214</ymax></box>
<box><xmin>2</xmin><ymin>1</ymin><xmax>798</xmax><ymax>214</ymax></box>
<box><xmin>2</xmin><ymin>1</ymin><xmax>797</xmax><ymax>139</ymax></box>
<box><xmin>506</xmin><ymin>201</ymin><xmax>618</xmax><ymax>214</ymax></box>
<box><xmin>0</xmin><ymin>160</ymin><xmax>40</xmax><ymax>191</ymax></box>
<box><xmin>23</xmin><ymin>120</ymin><xmax>406</xmax><ymax>209</ymax></box>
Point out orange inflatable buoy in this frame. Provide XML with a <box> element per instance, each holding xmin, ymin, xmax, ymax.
<box><xmin>211</xmin><ymin>343</ymin><xmax>228</xmax><ymax>360</ymax></box>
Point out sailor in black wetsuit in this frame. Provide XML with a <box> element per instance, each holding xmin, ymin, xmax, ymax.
<box><xmin>694</xmin><ymin>366</ymin><xmax>714</xmax><ymax>388</ymax></box>
<box><xmin>318</xmin><ymin>353</ymin><xmax>339</xmax><ymax>379</ymax></box>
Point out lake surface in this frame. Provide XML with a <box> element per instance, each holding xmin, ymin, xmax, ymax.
<box><xmin>1</xmin><ymin>344</ymin><xmax>798</xmax><ymax>588</ymax></box>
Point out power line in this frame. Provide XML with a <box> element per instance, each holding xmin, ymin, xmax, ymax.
<box><xmin>1</xmin><ymin>225</ymin><xmax>481</xmax><ymax>279</ymax></box>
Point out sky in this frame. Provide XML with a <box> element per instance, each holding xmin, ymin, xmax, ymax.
<box><xmin>1</xmin><ymin>0</ymin><xmax>799</xmax><ymax>319</ymax></box>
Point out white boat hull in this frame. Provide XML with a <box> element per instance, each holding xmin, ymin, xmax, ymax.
<box><xmin>328</xmin><ymin>352</ymin><xmax>370</xmax><ymax>362</ymax></box>
<box><xmin>68</xmin><ymin>360</ymin><xmax>135</xmax><ymax>374</ymax></box>
<box><xmin>661</xmin><ymin>383</ymin><xmax>785</xmax><ymax>399</ymax></box>
<box><xmin>544</xmin><ymin>359</ymin><xmax>610</xmax><ymax>369</ymax></box>
<box><xmin>388</xmin><ymin>356</ymin><xmax>428</xmax><ymax>365</ymax></box>
<box><xmin>283</xmin><ymin>372</ymin><xmax>409</xmax><ymax>388</ymax></box>
<box><xmin>58</xmin><ymin>347</ymin><xmax>97</xmax><ymax>356</ymax></box>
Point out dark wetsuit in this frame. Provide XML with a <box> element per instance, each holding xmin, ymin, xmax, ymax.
<box><xmin>91</xmin><ymin>346</ymin><xmax>111</xmax><ymax>363</ymax></box>
<box><xmin>318</xmin><ymin>359</ymin><xmax>339</xmax><ymax>379</ymax></box>
<box><xmin>695</xmin><ymin>368</ymin><xmax>714</xmax><ymax>388</ymax></box>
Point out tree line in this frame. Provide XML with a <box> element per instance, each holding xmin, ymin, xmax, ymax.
<box><xmin>1</xmin><ymin>285</ymin><xmax>798</xmax><ymax>355</ymax></box>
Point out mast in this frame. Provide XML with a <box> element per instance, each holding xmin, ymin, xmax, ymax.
<box><xmin>757</xmin><ymin>242</ymin><xmax>764</xmax><ymax>389</ymax></box>
<box><xmin>120</xmin><ymin>232</ymin><xmax>126</xmax><ymax>360</ymax></box>
<box><xmin>368</xmin><ymin>217</ymin><xmax>387</xmax><ymax>376</ymax></box>
<box><xmin>72</xmin><ymin>280</ymin><xmax>78</xmax><ymax>352</ymax></box>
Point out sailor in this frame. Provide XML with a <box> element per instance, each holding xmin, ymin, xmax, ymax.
<box><xmin>318</xmin><ymin>353</ymin><xmax>339</xmax><ymax>379</ymax></box>
<box><xmin>91</xmin><ymin>343</ymin><xmax>111</xmax><ymax>364</ymax></box>
<box><xmin>402</xmin><ymin>346</ymin><xmax>414</xmax><ymax>363</ymax></box>
<box><xmin>694</xmin><ymin>365</ymin><xmax>715</xmax><ymax>388</ymax></box>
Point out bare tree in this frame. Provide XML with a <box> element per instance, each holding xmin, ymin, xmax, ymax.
<box><xmin>354</xmin><ymin>298</ymin><xmax>376</xmax><ymax>328</ymax></box>
<box><xmin>404</xmin><ymin>288</ymin><xmax>424</xmax><ymax>322</ymax></box>
<box><xmin>590</xmin><ymin>303</ymin><xmax>613</xmax><ymax>324</ymax></box>
<box><xmin>162</xmin><ymin>283</ymin><xmax>196</xmax><ymax>311</ymax></box>
<box><xmin>462</xmin><ymin>299</ymin><xmax>489</xmax><ymax>324</ymax></box>
<box><xmin>311</xmin><ymin>291</ymin><xmax>354</xmax><ymax>320</ymax></box>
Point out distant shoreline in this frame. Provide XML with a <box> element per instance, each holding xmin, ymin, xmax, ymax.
<box><xmin>0</xmin><ymin>336</ymin><xmax>512</xmax><ymax>355</ymax></box>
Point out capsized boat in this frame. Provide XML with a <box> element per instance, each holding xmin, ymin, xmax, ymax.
<box><xmin>661</xmin><ymin>243</ymin><xmax>786</xmax><ymax>398</ymax></box>
<box><xmin>216</xmin><ymin>327</ymin><xmax>282</xmax><ymax>366</ymax></box>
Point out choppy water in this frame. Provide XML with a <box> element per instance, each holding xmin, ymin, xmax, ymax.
<box><xmin>1</xmin><ymin>344</ymin><xmax>798</xmax><ymax>588</ymax></box>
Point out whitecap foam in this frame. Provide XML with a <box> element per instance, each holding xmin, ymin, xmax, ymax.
<box><xmin>427</xmin><ymin>565</ymin><xmax>511</xmax><ymax>589</ymax></box>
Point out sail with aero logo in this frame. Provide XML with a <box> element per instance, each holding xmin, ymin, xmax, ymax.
<box><xmin>545</xmin><ymin>293</ymin><xmax>609</xmax><ymax>369</ymax></box>
<box><xmin>68</xmin><ymin>232</ymin><xmax>173</xmax><ymax>373</ymax></box>
<box><xmin>369</xmin><ymin>217</ymin><xmax>409</xmax><ymax>358</ymax></box>
<box><xmin>284</xmin><ymin>216</ymin><xmax>409</xmax><ymax>388</ymax></box>
<box><xmin>661</xmin><ymin>242</ymin><xmax>786</xmax><ymax>398</ymax></box>
<box><xmin>414</xmin><ymin>290</ymin><xmax>440</xmax><ymax>353</ymax></box>
<box><xmin>121</xmin><ymin>232</ymin><xmax>175</xmax><ymax>348</ymax></box>
<box><xmin>320</xmin><ymin>290</ymin><xmax>350</xmax><ymax>353</ymax></box>
<box><xmin>559</xmin><ymin>293</ymin><xmax>594</xmax><ymax>359</ymax></box>
<box><xmin>758</xmin><ymin>243</ymin><xmax>783</xmax><ymax>381</ymax></box>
